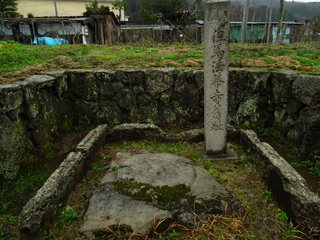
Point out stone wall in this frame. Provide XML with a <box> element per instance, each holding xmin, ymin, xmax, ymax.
<box><xmin>228</xmin><ymin>70</ymin><xmax>320</xmax><ymax>162</ymax></box>
<box><xmin>0</xmin><ymin>69</ymin><xmax>319</xmax><ymax>179</ymax></box>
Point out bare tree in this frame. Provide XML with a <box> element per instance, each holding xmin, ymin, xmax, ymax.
<box><xmin>276</xmin><ymin>0</ymin><xmax>284</xmax><ymax>43</ymax></box>
<box><xmin>230</xmin><ymin>1</ymin><xmax>244</xmax><ymax>21</ymax></box>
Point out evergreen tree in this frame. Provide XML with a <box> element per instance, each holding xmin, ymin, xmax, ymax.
<box><xmin>83</xmin><ymin>0</ymin><xmax>110</xmax><ymax>16</ymax></box>
<box><xmin>140</xmin><ymin>0</ymin><xmax>188</xmax><ymax>24</ymax></box>
<box><xmin>0</xmin><ymin>0</ymin><xmax>18</xmax><ymax>18</ymax></box>
<box><xmin>126</xmin><ymin>0</ymin><xmax>142</xmax><ymax>21</ymax></box>
<box><xmin>112</xmin><ymin>0</ymin><xmax>128</xmax><ymax>20</ymax></box>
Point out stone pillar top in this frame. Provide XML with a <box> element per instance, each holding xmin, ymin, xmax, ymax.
<box><xmin>207</xmin><ymin>0</ymin><xmax>229</xmax><ymax>2</ymax></box>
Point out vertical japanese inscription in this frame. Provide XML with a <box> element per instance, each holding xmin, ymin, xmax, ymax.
<box><xmin>204</xmin><ymin>0</ymin><xmax>230</xmax><ymax>154</ymax></box>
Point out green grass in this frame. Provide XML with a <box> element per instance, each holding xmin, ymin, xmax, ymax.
<box><xmin>0</xmin><ymin>40</ymin><xmax>99</xmax><ymax>75</ymax></box>
<box><xmin>262</xmin><ymin>57</ymin><xmax>277</xmax><ymax>64</ymax></box>
<box><xmin>291</xmin><ymin>160</ymin><xmax>320</xmax><ymax>178</ymax></box>
<box><xmin>278</xmin><ymin>49</ymin><xmax>292</xmax><ymax>56</ymax></box>
<box><xmin>236</xmin><ymin>125</ymin><xmax>320</xmax><ymax>189</ymax></box>
<box><xmin>0</xmin><ymin>168</ymin><xmax>51</xmax><ymax>215</ymax></box>
<box><xmin>162</xmin><ymin>53</ymin><xmax>180</xmax><ymax>60</ymax></box>
<box><xmin>120</xmin><ymin>140</ymin><xmax>203</xmax><ymax>162</ymax></box>
<box><xmin>1</xmin><ymin>41</ymin><xmax>320</xmax><ymax>84</ymax></box>
<box><xmin>58</xmin><ymin>207</ymin><xmax>79</xmax><ymax>226</ymax></box>
<box><xmin>235</xmin><ymin>124</ymin><xmax>282</xmax><ymax>140</ymax></box>
<box><xmin>294</xmin><ymin>56</ymin><xmax>320</xmax><ymax>66</ymax></box>
<box><xmin>277</xmin><ymin>212</ymin><xmax>289</xmax><ymax>224</ymax></box>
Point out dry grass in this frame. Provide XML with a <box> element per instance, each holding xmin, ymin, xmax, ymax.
<box><xmin>1</xmin><ymin>42</ymin><xmax>320</xmax><ymax>85</ymax></box>
<box><xmin>0</xmin><ymin>55</ymin><xmax>81</xmax><ymax>84</ymax></box>
<box><xmin>86</xmin><ymin>215</ymin><xmax>247</xmax><ymax>240</ymax></box>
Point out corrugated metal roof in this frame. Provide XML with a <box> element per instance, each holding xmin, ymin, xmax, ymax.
<box><xmin>121</xmin><ymin>24</ymin><xmax>172</xmax><ymax>30</ymax></box>
<box><xmin>230</xmin><ymin>21</ymin><xmax>305</xmax><ymax>25</ymax></box>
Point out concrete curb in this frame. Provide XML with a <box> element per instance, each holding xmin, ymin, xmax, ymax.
<box><xmin>76</xmin><ymin>124</ymin><xmax>110</xmax><ymax>161</ymax></box>
<box><xmin>239</xmin><ymin>130</ymin><xmax>320</xmax><ymax>232</ymax></box>
<box><xmin>19</xmin><ymin>124</ymin><xmax>109</xmax><ymax>239</ymax></box>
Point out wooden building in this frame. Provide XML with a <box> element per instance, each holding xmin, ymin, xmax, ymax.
<box><xmin>1</xmin><ymin>12</ymin><xmax>120</xmax><ymax>44</ymax></box>
<box><xmin>229</xmin><ymin>21</ymin><xmax>306</xmax><ymax>44</ymax></box>
<box><xmin>16</xmin><ymin>0</ymin><xmax>122</xmax><ymax>19</ymax></box>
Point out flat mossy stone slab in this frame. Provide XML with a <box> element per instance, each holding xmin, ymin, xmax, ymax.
<box><xmin>80</xmin><ymin>151</ymin><xmax>240</xmax><ymax>238</ymax></box>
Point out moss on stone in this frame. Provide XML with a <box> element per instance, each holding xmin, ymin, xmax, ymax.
<box><xmin>236</xmin><ymin>96</ymin><xmax>259</xmax><ymax>124</ymax></box>
<box><xmin>24</xmin><ymin>155</ymin><xmax>39</xmax><ymax>167</ymax></box>
<box><xmin>40</xmin><ymin>142</ymin><xmax>54</xmax><ymax>158</ymax></box>
<box><xmin>58</xmin><ymin>118</ymin><xmax>74</xmax><ymax>134</ymax></box>
<box><xmin>112</xmin><ymin>179</ymin><xmax>196</xmax><ymax>211</ymax></box>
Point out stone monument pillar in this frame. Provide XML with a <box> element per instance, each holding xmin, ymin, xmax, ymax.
<box><xmin>204</xmin><ymin>0</ymin><xmax>230</xmax><ymax>155</ymax></box>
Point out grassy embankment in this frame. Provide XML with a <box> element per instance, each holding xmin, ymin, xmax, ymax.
<box><xmin>1</xmin><ymin>41</ymin><xmax>320</xmax><ymax>84</ymax></box>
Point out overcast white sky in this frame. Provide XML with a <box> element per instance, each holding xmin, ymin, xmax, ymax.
<box><xmin>291</xmin><ymin>0</ymin><xmax>320</xmax><ymax>2</ymax></box>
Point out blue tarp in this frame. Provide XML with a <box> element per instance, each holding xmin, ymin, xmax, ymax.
<box><xmin>33</xmin><ymin>37</ymin><xmax>69</xmax><ymax>45</ymax></box>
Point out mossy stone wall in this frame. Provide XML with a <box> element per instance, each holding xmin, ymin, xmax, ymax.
<box><xmin>0</xmin><ymin>69</ymin><xmax>319</xmax><ymax>179</ymax></box>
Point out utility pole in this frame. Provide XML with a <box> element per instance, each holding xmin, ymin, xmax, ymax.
<box><xmin>193</xmin><ymin>3</ymin><xmax>202</xmax><ymax>43</ymax></box>
<box><xmin>195</xmin><ymin>3</ymin><xmax>198</xmax><ymax>42</ymax></box>
<box><xmin>54</xmin><ymin>0</ymin><xmax>58</xmax><ymax>17</ymax></box>
<box><xmin>241</xmin><ymin>0</ymin><xmax>250</xmax><ymax>44</ymax></box>
<box><xmin>277</xmin><ymin>0</ymin><xmax>285</xmax><ymax>43</ymax></box>
<box><xmin>267</xmin><ymin>0</ymin><xmax>273</xmax><ymax>43</ymax></box>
